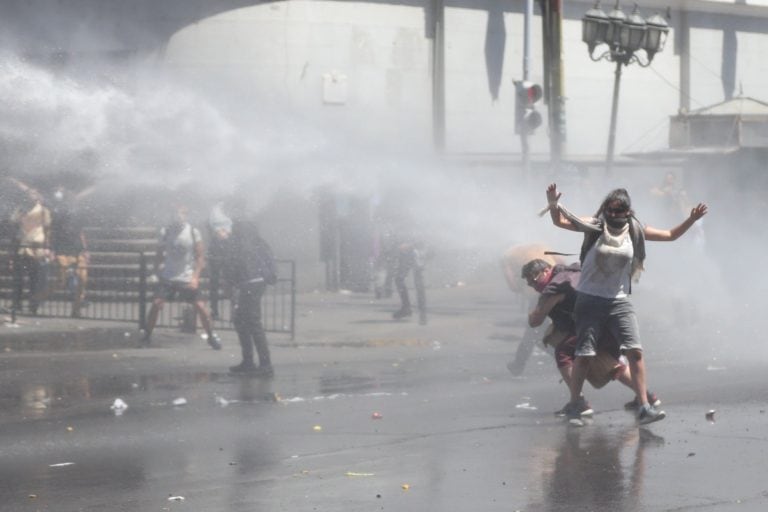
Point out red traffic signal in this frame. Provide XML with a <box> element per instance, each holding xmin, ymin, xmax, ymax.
<box><xmin>522</xmin><ymin>82</ymin><xmax>543</xmax><ymax>104</ymax></box>
<box><xmin>514</xmin><ymin>80</ymin><xmax>543</xmax><ymax>135</ymax></box>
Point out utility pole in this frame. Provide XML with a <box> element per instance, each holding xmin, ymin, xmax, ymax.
<box><xmin>540</xmin><ymin>0</ymin><xmax>566</xmax><ymax>171</ymax></box>
<box><xmin>429</xmin><ymin>0</ymin><xmax>446</xmax><ymax>151</ymax></box>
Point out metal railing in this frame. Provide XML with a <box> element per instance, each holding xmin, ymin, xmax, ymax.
<box><xmin>0</xmin><ymin>248</ymin><xmax>296</xmax><ymax>339</ymax></box>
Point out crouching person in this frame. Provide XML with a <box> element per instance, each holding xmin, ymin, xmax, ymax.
<box><xmin>522</xmin><ymin>259</ymin><xmax>660</xmax><ymax>419</ymax></box>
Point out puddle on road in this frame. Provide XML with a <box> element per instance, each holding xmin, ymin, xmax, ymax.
<box><xmin>0</xmin><ymin>372</ymin><xmax>228</xmax><ymax>419</ymax></box>
<box><xmin>0</xmin><ymin>368</ymin><xmax>413</xmax><ymax>420</ymax></box>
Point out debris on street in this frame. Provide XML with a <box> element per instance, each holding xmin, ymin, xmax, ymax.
<box><xmin>110</xmin><ymin>398</ymin><xmax>128</xmax><ymax>415</ymax></box>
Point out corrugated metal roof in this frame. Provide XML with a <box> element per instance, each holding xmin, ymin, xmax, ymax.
<box><xmin>686</xmin><ymin>97</ymin><xmax>768</xmax><ymax>116</ymax></box>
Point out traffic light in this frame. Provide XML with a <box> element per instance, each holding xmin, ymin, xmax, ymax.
<box><xmin>514</xmin><ymin>80</ymin><xmax>543</xmax><ymax>135</ymax></box>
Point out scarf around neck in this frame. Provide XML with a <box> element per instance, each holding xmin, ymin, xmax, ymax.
<box><xmin>555</xmin><ymin>203</ymin><xmax>646</xmax><ymax>285</ymax></box>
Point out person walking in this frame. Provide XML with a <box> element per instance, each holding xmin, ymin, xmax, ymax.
<box><xmin>392</xmin><ymin>239</ymin><xmax>427</xmax><ymax>325</ymax></box>
<box><xmin>226</xmin><ymin>217</ymin><xmax>277</xmax><ymax>376</ymax></box>
<box><xmin>544</xmin><ymin>183</ymin><xmax>707</xmax><ymax>425</ymax></box>
<box><xmin>142</xmin><ymin>205</ymin><xmax>221</xmax><ymax>349</ymax></box>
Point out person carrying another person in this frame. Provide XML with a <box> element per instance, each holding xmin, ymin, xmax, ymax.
<box><xmin>226</xmin><ymin>215</ymin><xmax>277</xmax><ymax>376</ymax></box>
<box><xmin>521</xmin><ymin>257</ymin><xmax>660</xmax><ymax>420</ymax></box>
<box><xmin>544</xmin><ymin>183</ymin><xmax>707</xmax><ymax>425</ymax></box>
<box><xmin>142</xmin><ymin>204</ymin><xmax>222</xmax><ymax>349</ymax></box>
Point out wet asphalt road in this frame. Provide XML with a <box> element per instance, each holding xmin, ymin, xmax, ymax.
<box><xmin>1</xmin><ymin>291</ymin><xmax>768</xmax><ymax>511</ymax></box>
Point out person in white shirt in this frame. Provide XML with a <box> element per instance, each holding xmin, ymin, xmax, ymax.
<box><xmin>544</xmin><ymin>183</ymin><xmax>707</xmax><ymax>425</ymax></box>
<box><xmin>142</xmin><ymin>205</ymin><xmax>221</xmax><ymax>350</ymax></box>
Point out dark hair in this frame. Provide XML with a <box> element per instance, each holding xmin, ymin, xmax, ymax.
<box><xmin>595</xmin><ymin>188</ymin><xmax>633</xmax><ymax>217</ymax></box>
<box><xmin>521</xmin><ymin>259</ymin><xmax>552</xmax><ymax>279</ymax></box>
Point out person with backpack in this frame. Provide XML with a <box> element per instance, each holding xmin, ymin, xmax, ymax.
<box><xmin>226</xmin><ymin>216</ymin><xmax>277</xmax><ymax>376</ymax></box>
<box><xmin>544</xmin><ymin>184</ymin><xmax>707</xmax><ymax>425</ymax></box>
<box><xmin>141</xmin><ymin>204</ymin><xmax>222</xmax><ymax>349</ymax></box>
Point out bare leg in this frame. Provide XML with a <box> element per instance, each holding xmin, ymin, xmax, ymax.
<box><xmin>616</xmin><ymin>363</ymin><xmax>633</xmax><ymax>389</ymax></box>
<box><xmin>627</xmin><ymin>349</ymin><xmax>649</xmax><ymax>406</ymax></box>
<box><xmin>145</xmin><ymin>298</ymin><xmax>165</xmax><ymax>337</ymax></box>
<box><xmin>194</xmin><ymin>300</ymin><xmax>214</xmax><ymax>337</ymax></box>
<box><xmin>569</xmin><ymin>356</ymin><xmax>590</xmax><ymax>403</ymax></box>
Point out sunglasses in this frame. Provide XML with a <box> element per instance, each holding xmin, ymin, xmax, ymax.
<box><xmin>605</xmin><ymin>207</ymin><xmax>629</xmax><ymax>215</ymax></box>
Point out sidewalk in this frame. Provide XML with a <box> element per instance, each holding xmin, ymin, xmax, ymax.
<box><xmin>0</xmin><ymin>283</ymin><xmax>523</xmax><ymax>353</ymax></box>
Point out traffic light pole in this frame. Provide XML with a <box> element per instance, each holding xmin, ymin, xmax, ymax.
<box><xmin>521</xmin><ymin>0</ymin><xmax>534</xmax><ymax>179</ymax></box>
<box><xmin>430</xmin><ymin>0</ymin><xmax>446</xmax><ymax>152</ymax></box>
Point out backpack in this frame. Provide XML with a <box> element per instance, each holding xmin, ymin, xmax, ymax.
<box><xmin>228</xmin><ymin>220</ymin><xmax>277</xmax><ymax>286</ymax></box>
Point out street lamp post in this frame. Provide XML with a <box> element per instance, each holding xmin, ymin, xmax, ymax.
<box><xmin>582</xmin><ymin>2</ymin><xmax>669</xmax><ymax>174</ymax></box>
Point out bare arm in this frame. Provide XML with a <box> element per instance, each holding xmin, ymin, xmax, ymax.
<box><xmin>644</xmin><ymin>203</ymin><xmax>708</xmax><ymax>241</ymax></box>
<box><xmin>546</xmin><ymin>183</ymin><xmax>586</xmax><ymax>231</ymax></box>
<box><xmin>529</xmin><ymin>293</ymin><xmax>565</xmax><ymax>327</ymax></box>
<box><xmin>189</xmin><ymin>238</ymin><xmax>206</xmax><ymax>289</ymax></box>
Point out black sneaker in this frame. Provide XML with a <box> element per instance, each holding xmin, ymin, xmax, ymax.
<box><xmin>637</xmin><ymin>404</ymin><xmax>666</xmax><ymax>425</ymax></box>
<box><xmin>392</xmin><ymin>308</ymin><xmax>412</xmax><ymax>320</ymax></box>
<box><xmin>229</xmin><ymin>362</ymin><xmax>258</xmax><ymax>373</ymax></box>
<box><xmin>554</xmin><ymin>402</ymin><xmax>570</xmax><ymax>417</ymax></box>
<box><xmin>624</xmin><ymin>391</ymin><xmax>661</xmax><ymax>411</ymax></box>
<box><xmin>139</xmin><ymin>331</ymin><xmax>152</xmax><ymax>347</ymax></box>
<box><xmin>207</xmin><ymin>333</ymin><xmax>223</xmax><ymax>350</ymax></box>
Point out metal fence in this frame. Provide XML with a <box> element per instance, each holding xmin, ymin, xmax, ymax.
<box><xmin>0</xmin><ymin>250</ymin><xmax>296</xmax><ymax>340</ymax></box>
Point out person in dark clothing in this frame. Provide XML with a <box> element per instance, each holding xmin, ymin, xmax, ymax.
<box><xmin>48</xmin><ymin>188</ymin><xmax>89</xmax><ymax>317</ymax></box>
<box><xmin>226</xmin><ymin>218</ymin><xmax>277</xmax><ymax>376</ymax></box>
<box><xmin>501</xmin><ymin>243</ymin><xmax>561</xmax><ymax>376</ymax></box>
<box><xmin>392</xmin><ymin>240</ymin><xmax>427</xmax><ymax>325</ymax></box>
